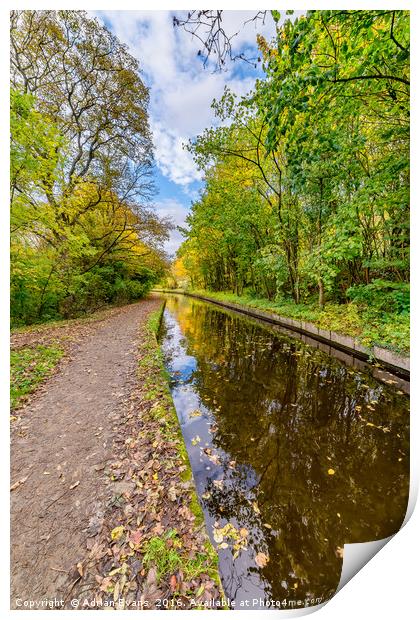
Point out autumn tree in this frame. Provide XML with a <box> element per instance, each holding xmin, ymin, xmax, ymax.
<box><xmin>178</xmin><ymin>10</ymin><xmax>409</xmax><ymax>322</ymax></box>
<box><xmin>10</xmin><ymin>11</ymin><xmax>170</xmax><ymax>325</ymax></box>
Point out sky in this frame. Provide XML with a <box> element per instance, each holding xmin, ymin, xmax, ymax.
<box><xmin>93</xmin><ymin>10</ymin><xmax>278</xmax><ymax>257</ymax></box>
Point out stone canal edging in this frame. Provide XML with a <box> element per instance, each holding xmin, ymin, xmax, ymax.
<box><xmin>152</xmin><ymin>290</ymin><xmax>409</xmax><ymax>377</ymax></box>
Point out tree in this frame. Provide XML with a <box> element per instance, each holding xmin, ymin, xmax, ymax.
<box><xmin>178</xmin><ymin>10</ymin><xmax>409</xmax><ymax>318</ymax></box>
<box><xmin>10</xmin><ymin>10</ymin><xmax>155</xmax><ymax>218</ymax></box>
<box><xmin>10</xmin><ymin>11</ymin><xmax>171</xmax><ymax>325</ymax></box>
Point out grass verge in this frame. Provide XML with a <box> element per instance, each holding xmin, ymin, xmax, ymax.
<box><xmin>142</xmin><ymin>305</ymin><xmax>222</xmax><ymax>584</ymax></box>
<box><xmin>10</xmin><ymin>344</ymin><xmax>64</xmax><ymax>410</ymax></box>
<box><xmin>181</xmin><ymin>289</ymin><xmax>409</xmax><ymax>355</ymax></box>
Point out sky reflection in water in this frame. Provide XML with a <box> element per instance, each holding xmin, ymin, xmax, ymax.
<box><xmin>158</xmin><ymin>294</ymin><xmax>409</xmax><ymax>608</ymax></box>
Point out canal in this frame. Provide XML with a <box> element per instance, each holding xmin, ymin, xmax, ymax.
<box><xmin>158</xmin><ymin>293</ymin><xmax>409</xmax><ymax>608</ymax></box>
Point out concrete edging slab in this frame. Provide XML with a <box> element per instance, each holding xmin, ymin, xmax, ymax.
<box><xmin>153</xmin><ymin>290</ymin><xmax>409</xmax><ymax>377</ymax></box>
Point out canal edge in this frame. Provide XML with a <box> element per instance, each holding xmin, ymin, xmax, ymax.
<box><xmin>147</xmin><ymin>299</ymin><xmax>227</xmax><ymax>604</ymax></box>
<box><xmin>152</xmin><ymin>290</ymin><xmax>409</xmax><ymax>379</ymax></box>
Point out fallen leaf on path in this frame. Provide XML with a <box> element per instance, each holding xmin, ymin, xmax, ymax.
<box><xmin>70</xmin><ymin>480</ymin><xmax>80</xmax><ymax>489</ymax></box>
<box><xmin>129</xmin><ymin>529</ymin><xmax>142</xmax><ymax>546</ymax></box>
<box><xmin>169</xmin><ymin>574</ymin><xmax>178</xmax><ymax>592</ymax></box>
<box><xmin>111</xmin><ymin>526</ymin><xmax>124</xmax><ymax>541</ymax></box>
<box><xmin>168</xmin><ymin>486</ymin><xmax>177</xmax><ymax>501</ymax></box>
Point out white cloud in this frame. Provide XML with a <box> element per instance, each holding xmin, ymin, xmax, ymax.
<box><xmin>95</xmin><ymin>10</ymin><xmax>275</xmax><ymax>187</ymax></box>
<box><xmin>151</xmin><ymin>122</ymin><xmax>202</xmax><ymax>186</ymax></box>
<box><xmin>154</xmin><ymin>197</ymin><xmax>190</xmax><ymax>257</ymax></box>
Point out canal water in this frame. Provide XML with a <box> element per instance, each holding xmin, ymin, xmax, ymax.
<box><xmin>158</xmin><ymin>293</ymin><xmax>409</xmax><ymax>609</ymax></box>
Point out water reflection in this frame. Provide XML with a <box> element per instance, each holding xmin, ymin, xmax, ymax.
<box><xmin>158</xmin><ymin>294</ymin><xmax>409</xmax><ymax>608</ymax></box>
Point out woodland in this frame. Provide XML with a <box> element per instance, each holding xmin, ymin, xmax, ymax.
<box><xmin>172</xmin><ymin>10</ymin><xmax>410</xmax><ymax>351</ymax></box>
<box><xmin>10</xmin><ymin>10</ymin><xmax>170</xmax><ymax>326</ymax></box>
<box><xmin>10</xmin><ymin>10</ymin><xmax>409</xmax><ymax>350</ymax></box>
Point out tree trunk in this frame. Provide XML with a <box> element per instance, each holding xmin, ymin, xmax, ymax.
<box><xmin>318</xmin><ymin>278</ymin><xmax>325</xmax><ymax>308</ymax></box>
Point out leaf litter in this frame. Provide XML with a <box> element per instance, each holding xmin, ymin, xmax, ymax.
<box><xmin>68</xmin><ymin>310</ymin><xmax>222</xmax><ymax>609</ymax></box>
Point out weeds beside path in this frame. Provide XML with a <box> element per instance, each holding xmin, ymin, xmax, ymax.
<box><xmin>10</xmin><ymin>297</ymin><xmax>221</xmax><ymax>609</ymax></box>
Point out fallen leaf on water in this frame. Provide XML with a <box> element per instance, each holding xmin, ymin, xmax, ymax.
<box><xmin>202</xmin><ymin>491</ymin><xmax>211</xmax><ymax>500</ymax></box>
<box><xmin>111</xmin><ymin>525</ymin><xmax>124</xmax><ymax>541</ymax></box>
<box><xmin>213</xmin><ymin>479</ymin><xmax>224</xmax><ymax>490</ymax></box>
<box><xmin>70</xmin><ymin>480</ymin><xmax>80</xmax><ymax>489</ymax></box>
<box><xmin>10</xmin><ymin>476</ymin><xmax>28</xmax><ymax>491</ymax></box>
<box><xmin>327</xmin><ymin>468</ymin><xmax>335</xmax><ymax>475</ymax></box>
<box><xmin>213</xmin><ymin>528</ymin><xmax>224</xmax><ymax>544</ymax></box>
<box><xmin>252</xmin><ymin>501</ymin><xmax>261</xmax><ymax>514</ymax></box>
<box><xmin>191</xmin><ymin>435</ymin><xmax>201</xmax><ymax>446</ymax></box>
<box><xmin>189</xmin><ymin>410</ymin><xmax>201</xmax><ymax>418</ymax></box>
<box><xmin>255</xmin><ymin>552</ymin><xmax>269</xmax><ymax>568</ymax></box>
<box><xmin>218</xmin><ymin>542</ymin><xmax>229</xmax><ymax>549</ymax></box>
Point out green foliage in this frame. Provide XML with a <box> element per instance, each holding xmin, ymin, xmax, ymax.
<box><xmin>142</xmin><ymin>529</ymin><xmax>183</xmax><ymax>579</ymax></box>
<box><xmin>10</xmin><ymin>345</ymin><xmax>64</xmax><ymax>410</ymax></box>
<box><xmin>10</xmin><ymin>12</ymin><xmax>171</xmax><ymax>327</ymax></box>
<box><xmin>347</xmin><ymin>280</ymin><xmax>410</xmax><ymax>314</ymax></box>
<box><xmin>178</xmin><ymin>10</ymin><xmax>409</xmax><ymax>348</ymax></box>
<box><xmin>189</xmin><ymin>289</ymin><xmax>409</xmax><ymax>353</ymax></box>
<box><xmin>142</xmin><ymin>529</ymin><xmax>217</xmax><ymax>583</ymax></box>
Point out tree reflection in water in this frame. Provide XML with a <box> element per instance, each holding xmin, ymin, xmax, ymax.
<box><xmin>159</xmin><ymin>294</ymin><xmax>409</xmax><ymax>608</ymax></box>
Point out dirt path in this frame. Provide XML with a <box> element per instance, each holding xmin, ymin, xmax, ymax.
<box><xmin>10</xmin><ymin>298</ymin><xmax>160</xmax><ymax>607</ymax></box>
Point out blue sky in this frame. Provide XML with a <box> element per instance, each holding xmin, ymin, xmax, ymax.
<box><xmin>93</xmin><ymin>11</ymin><xmax>278</xmax><ymax>256</ymax></box>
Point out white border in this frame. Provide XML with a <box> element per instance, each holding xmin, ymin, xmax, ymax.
<box><xmin>1</xmin><ymin>2</ymin><xmax>417</xmax><ymax>619</ymax></box>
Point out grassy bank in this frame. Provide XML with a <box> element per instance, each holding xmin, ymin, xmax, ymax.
<box><xmin>10</xmin><ymin>345</ymin><xmax>64</xmax><ymax>410</ymax></box>
<box><xmin>137</xmin><ymin>306</ymin><xmax>223</xmax><ymax>599</ymax></box>
<box><xmin>160</xmin><ymin>289</ymin><xmax>409</xmax><ymax>355</ymax></box>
